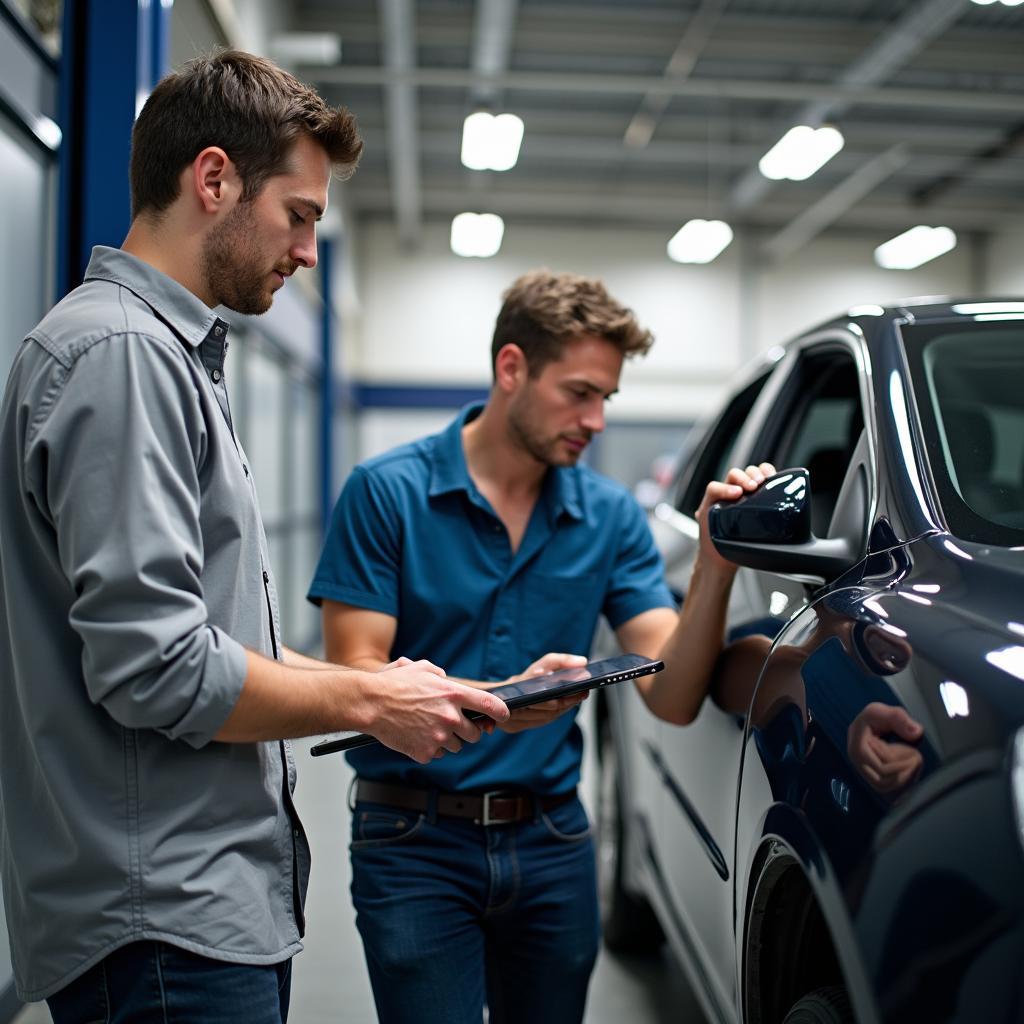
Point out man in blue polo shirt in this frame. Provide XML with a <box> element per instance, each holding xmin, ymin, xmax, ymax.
<box><xmin>308</xmin><ymin>270</ymin><xmax>770</xmax><ymax>1023</ymax></box>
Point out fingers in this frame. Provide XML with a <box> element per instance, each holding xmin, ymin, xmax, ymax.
<box><xmin>700</xmin><ymin>464</ymin><xmax>774</xmax><ymax>510</ymax></box>
<box><xmin>453</xmin><ymin>681</ymin><xmax>511</xmax><ymax>724</ymax></box>
<box><xmin>499</xmin><ymin>692</ymin><xmax>587</xmax><ymax>733</ymax></box>
<box><xmin>378</xmin><ymin>656</ymin><xmax>413</xmax><ymax>671</ymax></box>
<box><xmin>379</xmin><ymin>657</ymin><xmax>445</xmax><ymax>678</ymax></box>
<box><xmin>528</xmin><ymin>652</ymin><xmax>588</xmax><ymax>674</ymax></box>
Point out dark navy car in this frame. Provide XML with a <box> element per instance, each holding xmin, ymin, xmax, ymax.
<box><xmin>598</xmin><ymin>300</ymin><xmax>1024</xmax><ymax>1024</ymax></box>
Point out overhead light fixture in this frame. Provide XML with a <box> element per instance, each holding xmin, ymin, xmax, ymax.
<box><xmin>971</xmin><ymin>0</ymin><xmax>1024</xmax><ymax>6</ymax></box>
<box><xmin>874</xmin><ymin>225</ymin><xmax>957</xmax><ymax>270</ymax></box>
<box><xmin>461</xmin><ymin>112</ymin><xmax>524</xmax><ymax>172</ymax></box>
<box><xmin>450</xmin><ymin>213</ymin><xmax>505</xmax><ymax>258</ymax></box>
<box><xmin>667</xmin><ymin>219</ymin><xmax>734</xmax><ymax>264</ymax></box>
<box><xmin>758</xmin><ymin>125</ymin><xmax>845</xmax><ymax>181</ymax></box>
<box><xmin>270</xmin><ymin>32</ymin><xmax>342</xmax><ymax>65</ymax></box>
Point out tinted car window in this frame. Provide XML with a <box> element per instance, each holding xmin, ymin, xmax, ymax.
<box><xmin>902</xmin><ymin>320</ymin><xmax>1024</xmax><ymax>544</ymax></box>
<box><xmin>763</xmin><ymin>352</ymin><xmax>861</xmax><ymax>537</ymax></box>
<box><xmin>676</xmin><ymin>372</ymin><xmax>770</xmax><ymax>517</ymax></box>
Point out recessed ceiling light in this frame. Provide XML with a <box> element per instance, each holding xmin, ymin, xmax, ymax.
<box><xmin>450</xmin><ymin>213</ymin><xmax>505</xmax><ymax>258</ymax></box>
<box><xmin>874</xmin><ymin>226</ymin><xmax>957</xmax><ymax>270</ymax></box>
<box><xmin>667</xmin><ymin>219</ymin><xmax>734</xmax><ymax>264</ymax></box>
<box><xmin>461</xmin><ymin>112</ymin><xmax>525</xmax><ymax>172</ymax></box>
<box><xmin>758</xmin><ymin>125</ymin><xmax>844</xmax><ymax>181</ymax></box>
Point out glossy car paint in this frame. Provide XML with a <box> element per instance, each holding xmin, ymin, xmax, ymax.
<box><xmin>604</xmin><ymin>300</ymin><xmax>1024</xmax><ymax>1024</ymax></box>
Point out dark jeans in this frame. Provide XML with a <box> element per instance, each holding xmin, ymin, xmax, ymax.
<box><xmin>350</xmin><ymin>792</ymin><xmax>600</xmax><ymax>1024</ymax></box>
<box><xmin>46</xmin><ymin>941</ymin><xmax>292</xmax><ymax>1024</ymax></box>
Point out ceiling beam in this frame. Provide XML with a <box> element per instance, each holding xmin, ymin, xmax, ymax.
<box><xmin>623</xmin><ymin>0</ymin><xmax>730</xmax><ymax>148</ymax></box>
<box><xmin>347</xmin><ymin>183</ymin><xmax>1011</xmax><ymax>232</ymax></box>
<box><xmin>728</xmin><ymin>0</ymin><xmax>971</xmax><ymax>213</ymax></box>
<box><xmin>378</xmin><ymin>0</ymin><xmax>422</xmax><ymax>248</ymax></box>
<box><xmin>305</xmin><ymin>64</ymin><xmax>1024</xmax><ymax>114</ymax></box>
<box><xmin>470</xmin><ymin>0</ymin><xmax>519</xmax><ymax>107</ymax></box>
<box><xmin>761</xmin><ymin>145</ymin><xmax>911</xmax><ymax>261</ymax></box>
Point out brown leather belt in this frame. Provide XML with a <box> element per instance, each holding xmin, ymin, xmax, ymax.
<box><xmin>354</xmin><ymin>778</ymin><xmax>577</xmax><ymax>826</ymax></box>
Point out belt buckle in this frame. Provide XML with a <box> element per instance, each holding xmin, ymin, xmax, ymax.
<box><xmin>478</xmin><ymin>790</ymin><xmax>518</xmax><ymax>826</ymax></box>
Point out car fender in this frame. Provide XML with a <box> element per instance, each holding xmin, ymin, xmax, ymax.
<box><xmin>739</xmin><ymin>804</ymin><xmax>880</xmax><ymax>1024</ymax></box>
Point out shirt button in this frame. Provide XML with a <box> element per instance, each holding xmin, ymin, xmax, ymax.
<box><xmin>214</xmin><ymin>325</ymin><xmax>224</xmax><ymax>337</ymax></box>
<box><xmin>495</xmin><ymin>626</ymin><xmax>508</xmax><ymax>638</ymax></box>
<box><xmin>211</xmin><ymin>369</ymin><xmax>222</xmax><ymax>383</ymax></box>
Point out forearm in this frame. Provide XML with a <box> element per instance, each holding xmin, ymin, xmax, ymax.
<box><xmin>637</xmin><ymin>562</ymin><xmax>734</xmax><ymax>725</ymax></box>
<box><xmin>214</xmin><ymin>648</ymin><xmax>374</xmax><ymax>742</ymax></box>
<box><xmin>281</xmin><ymin>645</ymin><xmax>339</xmax><ymax>670</ymax></box>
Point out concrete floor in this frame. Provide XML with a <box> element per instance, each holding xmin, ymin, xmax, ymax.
<box><xmin>14</xmin><ymin>704</ymin><xmax>706</xmax><ymax>1023</ymax></box>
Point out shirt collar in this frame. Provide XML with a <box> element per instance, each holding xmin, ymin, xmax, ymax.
<box><xmin>83</xmin><ymin>246</ymin><xmax>223</xmax><ymax>349</ymax></box>
<box><xmin>429</xmin><ymin>402</ymin><xmax>585</xmax><ymax>523</ymax></box>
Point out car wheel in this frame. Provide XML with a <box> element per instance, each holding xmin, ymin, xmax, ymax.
<box><xmin>597</xmin><ymin>713</ymin><xmax>664</xmax><ymax>953</ymax></box>
<box><xmin>781</xmin><ymin>986</ymin><xmax>853</xmax><ymax>1024</ymax></box>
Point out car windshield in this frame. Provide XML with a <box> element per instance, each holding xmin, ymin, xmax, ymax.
<box><xmin>903</xmin><ymin>318</ymin><xmax>1024</xmax><ymax>545</ymax></box>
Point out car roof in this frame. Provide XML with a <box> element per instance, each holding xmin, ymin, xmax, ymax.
<box><xmin>798</xmin><ymin>296</ymin><xmax>1024</xmax><ymax>342</ymax></box>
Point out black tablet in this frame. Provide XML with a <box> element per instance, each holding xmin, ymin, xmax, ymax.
<box><xmin>309</xmin><ymin>652</ymin><xmax>664</xmax><ymax>757</ymax></box>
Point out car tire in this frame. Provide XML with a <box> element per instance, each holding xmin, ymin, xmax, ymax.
<box><xmin>597</xmin><ymin>714</ymin><xmax>664</xmax><ymax>954</ymax></box>
<box><xmin>781</xmin><ymin>986</ymin><xmax>854</xmax><ymax>1024</ymax></box>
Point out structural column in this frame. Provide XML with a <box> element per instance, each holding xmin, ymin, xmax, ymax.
<box><xmin>57</xmin><ymin>0</ymin><xmax>170</xmax><ymax>295</ymax></box>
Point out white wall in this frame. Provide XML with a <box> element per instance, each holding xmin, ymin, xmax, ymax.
<box><xmin>987</xmin><ymin>219</ymin><xmax>1024</xmax><ymax>296</ymax></box>
<box><xmin>350</xmin><ymin>220</ymin><xmax>982</xmax><ymax>424</ymax></box>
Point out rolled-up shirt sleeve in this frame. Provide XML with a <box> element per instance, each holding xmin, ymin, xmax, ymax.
<box><xmin>602</xmin><ymin>494</ymin><xmax>676</xmax><ymax>629</ymax></box>
<box><xmin>24</xmin><ymin>332</ymin><xmax>247</xmax><ymax>748</ymax></box>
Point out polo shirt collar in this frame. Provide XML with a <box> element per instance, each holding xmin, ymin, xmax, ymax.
<box><xmin>83</xmin><ymin>246</ymin><xmax>224</xmax><ymax>349</ymax></box>
<box><xmin>429</xmin><ymin>402</ymin><xmax>586</xmax><ymax>523</ymax></box>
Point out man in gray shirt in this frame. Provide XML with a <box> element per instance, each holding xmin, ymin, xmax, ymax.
<box><xmin>0</xmin><ymin>51</ymin><xmax>507</xmax><ymax>1023</ymax></box>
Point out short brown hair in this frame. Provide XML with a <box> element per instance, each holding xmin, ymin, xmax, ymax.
<box><xmin>491</xmin><ymin>270</ymin><xmax>653</xmax><ymax>377</ymax></box>
<box><xmin>130</xmin><ymin>50</ymin><xmax>363</xmax><ymax>219</ymax></box>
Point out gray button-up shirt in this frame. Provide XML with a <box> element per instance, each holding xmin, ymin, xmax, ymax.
<box><xmin>0</xmin><ymin>247</ymin><xmax>310</xmax><ymax>1001</ymax></box>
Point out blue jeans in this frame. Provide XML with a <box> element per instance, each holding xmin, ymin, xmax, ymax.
<box><xmin>350</xmin><ymin>792</ymin><xmax>600</xmax><ymax>1024</ymax></box>
<box><xmin>46</xmin><ymin>941</ymin><xmax>292</xmax><ymax>1023</ymax></box>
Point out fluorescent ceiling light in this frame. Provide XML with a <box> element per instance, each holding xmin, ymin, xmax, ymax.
<box><xmin>450</xmin><ymin>213</ymin><xmax>505</xmax><ymax>258</ymax></box>
<box><xmin>271</xmin><ymin>32</ymin><xmax>342</xmax><ymax>65</ymax></box>
<box><xmin>874</xmin><ymin>225</ymin><xmax>957</xmax><ymax>270</ymax></box>
<box><xmin>758</xmin><ymin>125</ymin><xmax>844</xmax><ymax>181</ymax></box>
<box><xmin>461</xmin><ymin>112</ymin><xmax>525</xmax><ymax>172</ymax></box>
<box><xmin>972</xmin><ymin>0</ymin><xmax>1023</xmax><ymax>5</ymax></box>
<box><xmin>667</xmin><ymin>219</ymin><xmax>734</xmax><ymax>264</ymax></box>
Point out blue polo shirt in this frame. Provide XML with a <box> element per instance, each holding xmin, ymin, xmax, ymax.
<box><xmin>308</xmin><ymin>404</ymin><xmax>674</xmax><ymax>794</ymax></box>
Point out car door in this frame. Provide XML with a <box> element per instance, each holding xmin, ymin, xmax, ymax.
<box><xmin>651</xmin><ymin>334</ymin><xmax>870</xmax><ymax>1013</ymax></box>
<box><xmin>645</xmin><ymin>366</ymin><xmax>779</xmax><ymax>1016</ymax></box>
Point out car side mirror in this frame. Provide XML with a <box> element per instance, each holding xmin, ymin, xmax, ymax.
<box><xmin>708</xmin><ymin>467</ymin><xmax>861</xmax><ymax>582</ymax></box>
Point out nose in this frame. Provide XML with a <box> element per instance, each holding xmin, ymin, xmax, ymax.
<box><xmin>291</xmin><ymin>226</ymin><xmax>318</xmax><ymax>270</ymax></box>
<box><xmin>580</xmin><ymin>397</ymin><xmax>605</xmax><ymax>434</ymax></box>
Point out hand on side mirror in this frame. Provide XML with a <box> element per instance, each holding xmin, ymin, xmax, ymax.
<box><xmin>709</xmin><ymin>468</ymin><xmax>812</xmax><ymax>546</ymax></box>
<box><xmin>708</xmin><ymin>466</ymin><xmax>859</xmax><ymax>582</ymax></box>
<box><xmin>696</xmin><ymin>464</ymin><xmax>777</xmax><ymax>578</ymax></box>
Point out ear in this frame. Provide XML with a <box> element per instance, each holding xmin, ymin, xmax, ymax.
<box><xmin>494</xmin><ymin>343</ymin><xmax>528</xmax><ymax>394</ymax></box>
<box><xmin>190</xmin><ymin>146</ymin><xmax>241</xmax><ymax>215</ymax></box>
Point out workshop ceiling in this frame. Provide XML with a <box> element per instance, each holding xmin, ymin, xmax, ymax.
<box><xmin>287</xmin><ymin>0</ymin><xmax>1024</xmax><ymax>253</ymax></box>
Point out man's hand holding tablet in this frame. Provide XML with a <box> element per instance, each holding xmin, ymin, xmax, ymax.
<box><xmin>310</xmin><ymin>653</ymin><xmax>664</xmax><ymax>757</ymax></box>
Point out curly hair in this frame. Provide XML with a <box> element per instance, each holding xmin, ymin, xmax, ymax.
<box><xmin>491</xmin><ymin>270</ymin><xmax>653</xmax><ymax>377</ymax></box>
<box><xmin>130</xmin><ymin>49</ymin><xmax>362</xmax><ymax>218</ymax></box>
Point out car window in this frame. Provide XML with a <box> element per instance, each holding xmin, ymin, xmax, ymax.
<box><xmin>676</xmin><ymin>371</ymin><xmax>771</xmax><ymax>517</ymax></box>
<box><xmin>757</xmin><ymin>350</ymin><xmax>862</xmax><ymax>538</ymax></box>
<box><xmin>902</xmin><ymin>319</ymin><xmax>1024</xmax><ymax>545</ymax></box>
